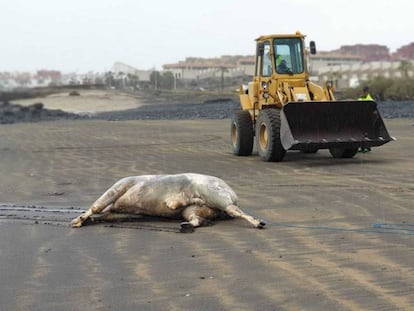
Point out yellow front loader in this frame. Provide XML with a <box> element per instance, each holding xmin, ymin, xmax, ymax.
<box><xmin>231</xmin><ymin>31</ymin><xmax>393</xmax><ymax>161</ymax></box>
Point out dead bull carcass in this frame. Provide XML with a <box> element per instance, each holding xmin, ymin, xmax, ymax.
<box><xmin>70</xmin><ymin>173</ymin><xmax>266</xmax><ymax>232</ymax></box>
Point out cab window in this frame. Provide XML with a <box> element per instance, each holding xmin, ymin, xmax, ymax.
<box><xmin>274</xmin><ymin>38</ymin><xmax>304</xmax><ymax>74</ymax></box>
<box><xmin>261</xmin><ymin>42</ymin><xmax>272</xmax><ymax>76</ymax></box>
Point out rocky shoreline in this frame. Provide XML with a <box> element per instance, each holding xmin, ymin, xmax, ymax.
<box><xmin>0</xmin><ymin>101</ymin><xmax>87</xmax><ymax>124</ymax></box>
<box><xmin>1</xmin><ymin>97</ymin><xmax>414</xmax><ymax>124</ymax></box>
<box><xmin>93</xmin><ymin>99</ymin><xmax>414</xmax><ymax>121</ymax></box>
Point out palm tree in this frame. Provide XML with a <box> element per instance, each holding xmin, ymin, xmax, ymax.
<box><xmin>219</xmin><ymin>66</ymin><xmax>228</xmax><ymax>90</ymax></box>
<box><xmin>398</xmin><ymin>60</ymin><xmax>412</xmax><ymax>78</ymax></box>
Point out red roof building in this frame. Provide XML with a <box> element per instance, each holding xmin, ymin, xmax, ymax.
<box><xmin>335</xmin><ymin>44</ymin><xmax>390</xmax><ymax>62</ymax></box>
<box><xmin>391</xmin><ymin>42</ymin><xmax>414</xmax><ymax>60</ymax></box>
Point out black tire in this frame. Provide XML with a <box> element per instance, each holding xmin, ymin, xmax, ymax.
<box><xmin>231</xmin><ymin>110</ymin><xmax>254</xmax><ymax>156</ymax></box>
<box><xmin>301</xmin><ymin>147</ymin><xmax>319</xmax><ymax>154</ymax></box>
<box><xmin>329</xmin><ymin>147</ymin><xmax>358</xmax><ymax>159</ymax></box>
<box><xmin>256</xmin><ymin>109</ymin><xmax>286</xmax><ymax>162</ymax></box>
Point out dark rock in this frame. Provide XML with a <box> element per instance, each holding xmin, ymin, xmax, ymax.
<box><xmin>0</xmin><ymin>101</ymin><xmax>88</xmax><ymax>124</ymax></box>
<box><xmin>2</xmin><ymin>97</ymin><xmax>414</xmax><ymax>124</ymax></box>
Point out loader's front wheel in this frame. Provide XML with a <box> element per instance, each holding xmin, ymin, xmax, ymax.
<box><xmin>329</xmin><ymin>147</ymin><xmax>358</xmax><ymax>159</ymax></box>
<box><xmin>231</xmin><ymin>110</ymin><xmax>254</xmax><ymax>156</ymax></box>
<box><xmin>256</xmin><ymin>109</ymin><xmax>286</xmax><ymax>162</ymax></box>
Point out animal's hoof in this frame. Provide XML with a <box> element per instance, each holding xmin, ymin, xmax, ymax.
<box><xmin>180</xmin><ymin>222</ymin><xmax>195</xmax><ymax>233</ymax></box>
<box><xmin>257</xmin><ymin>220</ymin><xmax>266</xmax><ymax>229</ymax></box>
<box><xmin>70</xmin><ymin>217</ymin><xmax>83</xmax><ymax>228</ymax></box>
<box><xmin>70</xmin><ymin>222</ymin><xmax>82</xmax><ymax>228</ymax></box>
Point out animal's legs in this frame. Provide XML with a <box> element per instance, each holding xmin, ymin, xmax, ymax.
<box><xmin>224</xmin><ymin>205</ymin><xmax>266</xmax><ymax>228</ymax></box>
<box><xmin>180</xmin><ymin>205</ymin><xmax>218</xmax><ymax>233</ymax></box>
<box><xmin>70</xmin><ymin>183</ymin><xmax>130</xmax><ymax>227</ymax></box>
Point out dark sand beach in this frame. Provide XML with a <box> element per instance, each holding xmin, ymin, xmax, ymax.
<box><xmin>1</xmin><ymin>90</ymin><xmax>413</xmax><ymax>310</ymax></box>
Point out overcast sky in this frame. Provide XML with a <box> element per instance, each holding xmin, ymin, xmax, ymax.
<box><xmin>1</xmin><ymin>0</ymin><xmax>413</xmax><ymax>73</ymax></box>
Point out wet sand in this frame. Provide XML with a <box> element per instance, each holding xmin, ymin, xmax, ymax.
<box><xmin>0</xmin><ymin>118</ymin><xmax>413</xmax><ymax>310</ymax></box>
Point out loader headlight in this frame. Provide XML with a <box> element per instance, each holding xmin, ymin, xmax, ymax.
<box><xmin>261</xmin><ymin>81</ymin><xmax>268</xmax><ymax>90</ymax></box>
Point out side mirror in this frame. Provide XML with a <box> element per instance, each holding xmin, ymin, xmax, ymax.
<box><xmin>257</xmin><ymin>42</ymin><xmax>265</xmax><ymax>57</ymax></box>
<box><xmin>310</xmin><ymin>41</ymin><xmax>316</xmax><ymax>54</ymax></box>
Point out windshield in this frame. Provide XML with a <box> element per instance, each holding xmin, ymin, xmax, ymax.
<box><xmin>273</xmin><ymin>38</ymin><xmax>304</xmax><ymax>74</ymax></box>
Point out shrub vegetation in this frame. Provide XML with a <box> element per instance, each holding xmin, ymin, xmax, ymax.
<box><xmin>338</xmin><ymin>77</ymin><xmax>414</xmax><ymax>101</ymax></box>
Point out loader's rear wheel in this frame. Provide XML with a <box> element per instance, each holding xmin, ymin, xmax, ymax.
<box><xmin>231</xmin><ymin>110</ymin><xmax>254</xmax><ymax>156</ymax></box>
<box><xmin>329</xmin><ymin>147</ymin><xmax>358</xmax><ymax>159</ymax></box>
<box><xmin>256</xmin><ymin>109</ymin><xmax>286</xmax><ymax>162</ymax></box>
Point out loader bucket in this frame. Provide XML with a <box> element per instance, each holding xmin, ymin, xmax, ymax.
<box><xmin>280</xmin><ymin>100</ymin><xmax>393</xmax><ymax>151</ymax></box>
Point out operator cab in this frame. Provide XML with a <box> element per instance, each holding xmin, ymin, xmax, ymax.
<box><xmin>257</xmin><ymin>37</ymin><xmax>305</xmax><ymax>76</ymax></box>
<box><xmin>274</xmin><ymin>38</ymin><xmax>304</xmax><ymax>74</ymax></box>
